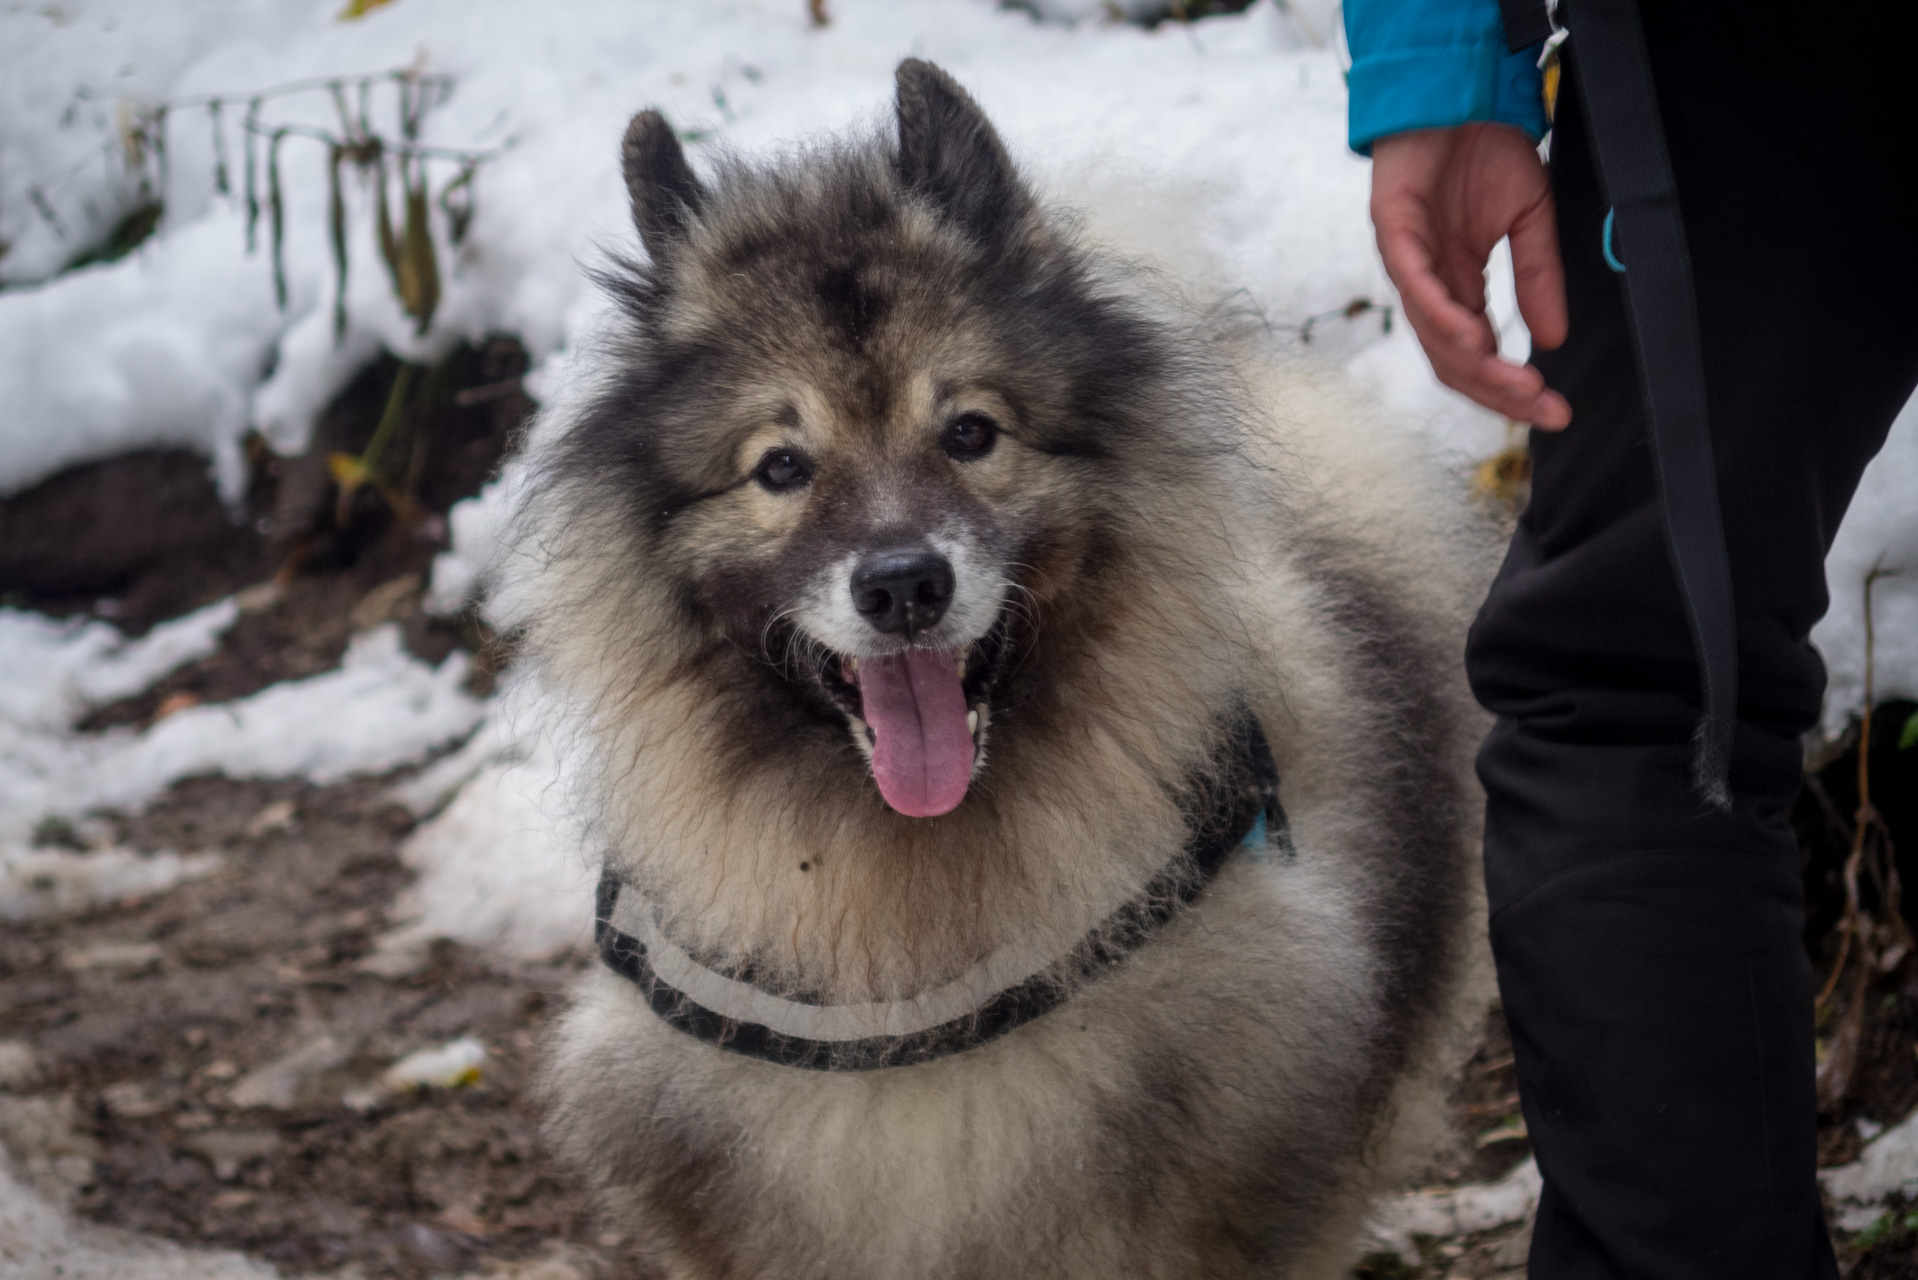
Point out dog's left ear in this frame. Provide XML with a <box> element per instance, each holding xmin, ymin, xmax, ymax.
<box><xmin>894</xmin><ymin>59</ymin><xmax>1032</xmax><ymax>248</ymax></box>
<box><xmin>622</xmin><ymin>109</ymin><xmax>706</xmax><ymax>261</ymax></box>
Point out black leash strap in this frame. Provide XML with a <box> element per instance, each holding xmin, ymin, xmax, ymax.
<box><xmin>1506</xmin><ymin>0</ymin><xmax>1738</xmax><ymax>809</ymax></box>
<box><xmin>1498</xmin><ymin>0</ymin><xmax>1555</xmax><ymax>52</ymax></box>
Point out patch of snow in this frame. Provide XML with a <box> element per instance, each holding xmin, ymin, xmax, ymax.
<box><xmin>127</xmin><ymin>625</ymin><xmax>480</xmax><ymax>785</ymax></box>
<box><xmin>386</xmin><ymin>704</ymin><xmax>517</xmax><ymax>818</ymax></box>
<box><xmin>423</xmin><ymin>468</ymin><xmax>520</xmax><ymax>617</ymax></box>
<box><xmin>0</xmin><ymin>598</ymin><xmax>236</xmax><ymax>731</ymax></box>
<box><xmin>369</xmin><ymin>675</ymin><xmax>589</xmax><ymax>973</ymax></box>
<box><xmin>369</xmin><ymin>740</ymin><xmax>590</xmax><ymax>971</ymax></box>
<box><xmin>0</xmin><ymin>847</ymin><xmax>221</xmax><ymax>925</ymax></box>
<box><xmin>1813</xmin><ymin>395</ymin><xmax>1918</xmax><ymax>736</ymax></box>
<box><xmin>383</xmin><ymin>1037</ymin><xmax>486</xmax><ymax>1091</ymax></box>
<box><xmin>1360</xmin><ymin>1157</ymin><xmax>1541</xmax><ymax>1261</ymax></box>
<box><xmin>0</xmin><ymin>1150</ymin><xmax>279</xmax><ymax>1280</ymax></box>
<box><xmin>0</xmin><ymin>622</ymin><xmax>484</xmax><ymax>850</ymax></box>
<box><xmin>1822</xmin><ymin>1105</ymin><xmax>1918</xmax><ymax>1213</ymax></box>
<box><xmin>0</xmin><ymin>207</ymin><xmax>286</xmax><ymax>498</ymax></box>
<box><xmin>0</xmin><ymin>0</ymin><xmax>318</xmax><ymax>287</ymax></box>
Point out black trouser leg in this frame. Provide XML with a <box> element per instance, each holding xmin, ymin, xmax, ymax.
<box><xmin>1465</xmin><ymin>6</ymin><xmax>1918</xmax><ymax>1277</ymax></box>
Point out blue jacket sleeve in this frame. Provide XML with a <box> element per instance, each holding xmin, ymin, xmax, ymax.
<box><xmin>1343</xmin><ymin>0</ymin><xmax>1546</xmax><ymax>154</ymax></box>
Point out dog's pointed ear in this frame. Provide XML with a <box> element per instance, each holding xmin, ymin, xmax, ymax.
<box><xmin>622</xmin><ymin>110</ymin><xmax>706</xmax><ymax>260</ymax></box>
<box><xmin>894</xmin><ymin>59</ymin><xmax>1031</xmax><ymax>247</ymax></box>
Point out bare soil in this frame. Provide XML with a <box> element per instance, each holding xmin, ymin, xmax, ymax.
<box><xmin>6</xmin><ymin>651</ymin><xmax>1915</xmax><ymax>1280</ymax></box>
<box><xmin>1</xmin><ymin>773</ymin><xmax>622</xmax><ymax>1279</ymax></box>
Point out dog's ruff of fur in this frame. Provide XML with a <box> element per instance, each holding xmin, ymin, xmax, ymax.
<box><xmin>523</xmin><ymin>59</ymin><xmax>1492</xmax><ymax>1280</ymax></box>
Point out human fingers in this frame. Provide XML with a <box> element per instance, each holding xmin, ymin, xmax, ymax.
<box><xmin>1376</xmin><ymin>221</ymin><xmax>1496</xmax><ymax>358</ymax></box>
<box><xmin>1509</xmin><ymin>190</ymin><xmax>1568</xmax><ymax>351</ymax></box>
<box><xmin>1385</xmin><ymin>228</ymin><xmax>1568</xmax><ymax>423</ymax></box>
<box><xmin>1370</xmin><ymin>127</ymin><xmax>1571</xmax><ymax>426</ymax></box>
<box><xmin>1403</xmin><ymin>303</ymin><xmax>1572</xmax><ymax>427</ymax></box>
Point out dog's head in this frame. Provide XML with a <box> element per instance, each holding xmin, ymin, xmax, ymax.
<box><xmin>549</xmin><ymin>61</ymin><xmax>1227</xmax><ymax>821</ymax></box>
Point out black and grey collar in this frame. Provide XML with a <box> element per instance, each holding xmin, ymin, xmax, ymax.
<box><xmin>595</xmin><ymin>713</ymin><xmax>1286</xmax><ymax>1071</ymax></box>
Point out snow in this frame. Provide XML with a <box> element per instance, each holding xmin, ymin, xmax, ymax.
<box><xmin>0</xmin><ymin>846</ymin><xmax>222</xmax><ymax>925</ymax></box>
<box><xmin>1823</xmin><ymin>1105</ymin><xmax>1918</xmax><ymax>1229</ymax></box>
<box><xmin>5</xmin><ymin>0</ymin><xmax>1906</xmax><ymax>706</ymax></box>
<box><xmin>0</xmin><ymin>0</ymin><xmax>319</xmax><ymax>287</ymax></box>
<box><xmin>0</xmin><ymin>598</ymin><xmax>236</xmax><ymax>730</ymax></box>
<box><xmin>1</xmin><ymin>0</ymin><xmax>1393</xmax><ymax>489</ymax></box>
<box><xmin>1</xmin><ymin>616</ymin><xmax>484</xmax><ymax>848</ymax></box>
<box><xmin>422</xmin><ymin>465</ymin><xmax>521</xmax><ymax>616</ymax></box>
<box><xmin>129</xmin><ymin>626</ymin><xmax>479</xmax><ymax>785</ymax></box>
<box><xmin>0</xmin><ymin>1152</ymin><xmax>279</xmax><ymax>1280</ymax></box>
<box><xmin>383</xmin><ymin>1037</ymin><xmax>486</xmax><ymax>1091</ymax></box>
<box><xmin>1361</xmin><ymin>1156</ymin><xmax>1541</xmax><ymax>1261</ymax></box>
<box><xmin>369</xmin><ymin>676</ymin><xmax>590</xmax><ymax>974</ymax></box>
<box><xmin>1355</xmin><ymin>1098</ymin><xmax>1918</xmax><ymax>1253</ymax></box>
<box><xmin>1812</xmin><ymin>395</ymin><xmax>1918</xmax><ymax>736</ymax></box>
<box><xmin>0</xmin><ymin>209</ymin><xmax>285</xmax><ymax>498</ymax></box>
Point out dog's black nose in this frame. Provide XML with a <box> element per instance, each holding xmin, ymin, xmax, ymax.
<box><xmin>852</xmin><ymin>549</ymin><xmax>954</xmax><ymax>637</ymax></box>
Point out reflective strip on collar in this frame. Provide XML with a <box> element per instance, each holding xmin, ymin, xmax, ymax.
<box><xmin>594</xmin><ymin>709</ymin><xmax>1283</xmax><ymax>1070</ymax></box>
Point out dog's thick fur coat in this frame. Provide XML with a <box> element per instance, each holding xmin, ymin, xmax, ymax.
<box><xmin>528</xmin><ymin>61</ymin><xmax>1489</xmax><ymax>1280</ymax></box>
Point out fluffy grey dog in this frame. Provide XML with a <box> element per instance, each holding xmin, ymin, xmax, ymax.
<box><xmin>526</xmin><ymin>58</ymin><xmax>1489</xmax><ymax>1280</ymax></box>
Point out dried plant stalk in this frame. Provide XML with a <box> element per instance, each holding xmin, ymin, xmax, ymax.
<box><xmin>1813</xmin><ymin>562</ymin><xmax>1906</xmax><ymax>1109</ymax></box>
<box><xmin>267</xmin><ymin>127</ymin><xmax>287</xmax><ymax>309</ymax></box>
<box><xmin>243</xmin><ymin>99</ymin><xmax>262</xmax><ymax>252</ymax></box>
<box><xmin>396</xmin><ymin>156</ymin><xmax>439</xmax><ymax>333</ymax></box>
<box><xmin>328</xmin><ymin>144</ymin><xmax>348</xmax><ymax>338</ymax></box>
<box><xmin>120</xmin><ymin>70</ymin><xmax>492</xmax><ymax>338</ymax></box>
<box><xmin>210</xmin><ymin>100</ymin><xmax>229</xmax><ymax>195</ymax></box>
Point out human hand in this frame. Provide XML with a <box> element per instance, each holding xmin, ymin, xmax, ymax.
<box><xmin>1370</xmin><ymin>124</ymin><xmax>1571</xmax><ymax>429</ymax></box>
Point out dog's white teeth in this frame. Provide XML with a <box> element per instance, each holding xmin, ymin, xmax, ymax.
<box><xmin>847</xmin><ymin>657</ymin><xmax>859</xmax><ymax>679</ymax></box>
<box><xmin>954</xmin><ymin>657</ymin><xmax>967</xmax><ymax>679</ymax></box>
<box><xmin>967</xmin><ymin>709</ymin><xmax>979</xmax><ymax>736</ymax></box>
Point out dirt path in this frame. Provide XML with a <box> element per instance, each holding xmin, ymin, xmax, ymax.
<box><xmin>0</xmin><ymin>770</ymin><xmax>620</xmax><ymax>1279</ymax></box>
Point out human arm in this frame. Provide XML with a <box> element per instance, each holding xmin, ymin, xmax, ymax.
<box><xmin>1344</xmin><ymin>0</ymin><xmax>1570</xmax><ymax>428</ymax></box>
<box><xmin>1344</xmin><ymin>0</ymin><xmax>1548</xmax><ymax>154</ymax></box>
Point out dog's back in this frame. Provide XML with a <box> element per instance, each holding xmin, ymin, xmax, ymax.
<box><xmin>529</xmin><ymin>60</ymin><xmax>1490</xmax><ymax>1280</ymax></box>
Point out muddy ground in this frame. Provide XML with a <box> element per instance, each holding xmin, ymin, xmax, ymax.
<box><xmin>1</xmin><ymin>772</ymin><xmax>618</xmax><ymax>1279</ymax></box>
<box><xmin>3</xmin><ymin>343</ymin><xmax>1918</xmax><ymax>1278</ymax></box>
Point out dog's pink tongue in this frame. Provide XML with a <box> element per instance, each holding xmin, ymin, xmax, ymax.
<box><xmin>859</xmin><ymin>648</ymin><xmax>974</xmax><ymax>817</ymax></box>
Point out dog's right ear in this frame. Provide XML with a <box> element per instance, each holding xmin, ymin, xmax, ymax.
<box><xmin>621</xmin><ymin>110</ymin><xmax>706</xmax><ymax>260</ymax></box>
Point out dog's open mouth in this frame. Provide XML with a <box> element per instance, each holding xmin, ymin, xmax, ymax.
<box><xmin>813</xmin><ymin>617</ymin><xmax>1011</xmax><ymax>818</ymax></box>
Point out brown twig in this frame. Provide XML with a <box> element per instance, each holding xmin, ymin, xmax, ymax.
<box><xmin>1814</xmin><ymin>561</ymin><xmax>1906</xmax><ymax>1106</ymax></box>
<box><xmin>1299</xmin><ymin>296</ymin><xmax>1392</xmax><ymax>344</ymax></box>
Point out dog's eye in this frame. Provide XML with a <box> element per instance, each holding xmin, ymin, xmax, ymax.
<box><xmin>942</xmin><ymin>412</ymin><xmax>998</xmax><ymax>461</ymax></box>
<box><xmin>754</xmin><ymin>449</ymin><xmax>813</xmax><ymax>492</ymax></box>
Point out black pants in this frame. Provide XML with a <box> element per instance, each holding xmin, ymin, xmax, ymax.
<box><xmin>1465</xmin><ymin>7</ymin><xmax>1918</xmax><ymax>1277</ymax></box>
